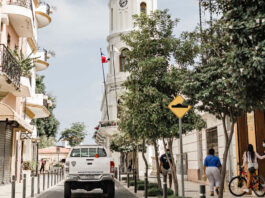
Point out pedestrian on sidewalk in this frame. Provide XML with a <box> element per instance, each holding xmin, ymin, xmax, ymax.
<box><xmin>160</xmin><ymin>149</ymin><xmax>172</xmax><ymax>189</ymax></box>
<box><xmin>40</xmin><ymin>159</ymin><xmax>46</xmax><ymax>173</ymax></box>
<box><xmin>241</xmin><ymin>144</ymin><xmax>265</xmax><ymax>194</ymax></box>
<box><xmin>203</xmin><ymin>148</ymin><xmax>221</xmax><ymax>196</ymax></box>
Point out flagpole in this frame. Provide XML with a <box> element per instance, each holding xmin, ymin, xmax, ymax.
<box><xmin>112</xmin><ymin>45</ymin><xmax>118</xmax><ymax>105</ymax></box>
<box><xmin>100</xmin><ymin>48</ymin><xmax>110</xmax><ymax>121</ymax></box>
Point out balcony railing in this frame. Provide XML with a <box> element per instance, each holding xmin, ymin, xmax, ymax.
<box><xmin>0</xmin><ymin>44</ymin><xmax>22</xmax><ymax>89</ymax></box>
<box><xmin>39</xmin><ymin>1</ymin><xmax>51</xmax><ymax>15</ymax></box>
<box><xmin>6</xmin><ymin>0</ymin><xmax>33</xmax><ymax>10</ymax></box>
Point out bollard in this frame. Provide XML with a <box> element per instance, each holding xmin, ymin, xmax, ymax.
<box><xmin>114</xmin><ymin>168</ymin><xmax>117</xmax><ymax>179</ymax></box>
<box><xmin>51</xmin><ymin>171</ymin><xmax>53</xmax><ymax>186</ymax></box>
<box><xmin>31</xmin><ymin>172</ymin><xmax>34</xmax><ymax>197</ymax></box>
<box><xmin>43</xmin><ymin>172</ymin><xmax>45</xmax><ymax>191</ymax></box>
<box><xmin>200</xmin><ymin>185</ymin><xmax>206</xmax><ymax>198</ymax></box>
<box><xmin>11</xmin><ymin>175</ymin><xmax>15</xmax><ymax>198</ymax></box>
<box><xmin>56</xmin><ymin>169</ymin><xmax>59</xmax><ymax>184</ymax></box>
<box><xmin>127</xmin><ymin>172</ymin><xmax>130</xmax><ymax>188</ymax></box>
<box><xmin>163</xmin><ymin>173</ymin><xmax>168</xmax><ymax>198</ymax></box>
<box><xmin>47</xmin><ymin>171</ymin><xmax>50</xmax><ymax>189</ymax></box>
<box><xmin>144</xmin><ymin>172</ymin><xmax>148</xmax><ymax>198</ymax></box>
<box><xmin>134</xmin><ymin>169</ymin><xmax>137</xmax><ymax>193</ymax></box>
<box><xmin>23</xmin><ymin>174</ymin><xmax>26</xmax><ymax>198</ymax></box>
<box><xmin>54</xmin><ymin>170</ymin><xmax>56</xmax><ymax>185</ymax></box>
<box><xmin>37</xmin><ymin>174</ymin><xmax>40</xmax><ymax>194</ymax></box>
<box><xmin>119</xmin><ymin>167</ymin><xmax>121</xmax><ymax>181</ymax></box>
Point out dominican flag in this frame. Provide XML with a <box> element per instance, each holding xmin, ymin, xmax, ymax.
<box><xmin>101</xmin><ymin>53</ymin><xmax>110</xmax><ymax>63</ymax></box>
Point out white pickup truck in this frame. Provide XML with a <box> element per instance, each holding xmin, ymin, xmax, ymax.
<box><xmin>64</xmin><ymin>145</ymin><xmax>115</xmax><ymax>198</ymax></box>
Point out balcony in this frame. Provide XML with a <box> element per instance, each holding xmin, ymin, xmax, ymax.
<box><xmin>3</xmin><ymin>0</ymin><xmax>34</xmax><ymax>37</ymax></box>
<box><xmin>33</xmin><ymin>49</ymin><xmax>49</xmax><ymax>71</ymax></box>
<box><xmin>0</xmin><ymin>44</ymin><xmax>32</xmax><ymax>98</ymax></box>
<box><xmin>35</xmin><ymin>1</ymin><xmax>52</xmax><ymax>28</ymax></box>
<box><xmin>26</xmin><ymin>94</ymin><xmax>50</xmax><ymax>119</ymax></box>
<box><xmin>98</xmin><ymin>120</ymin><xmax>118</xmax><ymax>137</ymax></box>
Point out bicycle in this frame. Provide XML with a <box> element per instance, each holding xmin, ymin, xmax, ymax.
<box><xmin>229</xmin><ymin>167</ymin><xmax>265</xmax><ymax>197</ymax></box>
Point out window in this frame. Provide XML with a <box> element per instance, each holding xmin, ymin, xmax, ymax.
<box><xmin>81</xmin><ymin>148</ymin><xmax>89</xmax><ymax>157</ymax></box>
<box><xmin>70</xmin><ymin>149</ymin><xmax>80</xmax><ymax>157</ymax></box>
<box><xmin>206</xmin><ymin>127</ymin><xmax>219</xmax><ymax>156</ymax></box>
<box><xmin>120</xmin><ymin>49</ymin><xmax>128</xmax><ymax>72</ymax></box>
<box><xmin>98</xmin><ymin>148</ymin><xmax>107</xmax><ymax>157</ymax></box>
<box><xmin>140</xmin><ymin>2</ymin><xmax>147</xmax><ymax>14</ymax></box>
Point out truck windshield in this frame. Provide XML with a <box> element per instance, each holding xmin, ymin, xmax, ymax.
<box><xmin>69</xmin><ymin>148</ymin><xmax>107</xmax><ymax>157</ymax></box>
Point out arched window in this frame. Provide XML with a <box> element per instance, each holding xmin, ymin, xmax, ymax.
<box><xmin>120</xmin><ymin>49</ymin><xmax>128</xmax><ymax>72</ymax></box>
<box><xmin>140</xmin><ymin>2</ymin><xmax>147</xmax><ymax>14</ymax></box>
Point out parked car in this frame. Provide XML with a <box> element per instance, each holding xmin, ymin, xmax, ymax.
<box><xmin>64</xmin><ymin>145</ymin><xmax>115</xmax><ymax>198</ymax></box>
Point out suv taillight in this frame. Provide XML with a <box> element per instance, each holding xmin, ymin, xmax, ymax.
<box><xmin>110</xmin><ymin>161</ymin><xmax>115</xmax><ymax>174</ymax></box>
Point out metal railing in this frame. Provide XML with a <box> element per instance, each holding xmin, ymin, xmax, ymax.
<box><xmin>39</xmin><ymin>1</ymin><xmax>51</xmax><ymax>15</ymax></box>
<box><xmin>0</xmin><ymin>44</ymin><xmax>21</xmax><ymax>89</ymax></box>
<box><xmin>6</xmin><ymin>0</ymin><xmax>33</xmax><ymax>10</ymax></box>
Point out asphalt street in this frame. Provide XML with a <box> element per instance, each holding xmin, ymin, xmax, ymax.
<box><xmin>37</xmin><ymin>180</ymin><xmax>138</xmax><ymax>198</ymax></box>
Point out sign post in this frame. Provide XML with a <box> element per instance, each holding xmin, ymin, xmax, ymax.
<box><xmin>168</xmin><ymin>95</ymin><xmax>191</xmax><ymax>198</ymax></box>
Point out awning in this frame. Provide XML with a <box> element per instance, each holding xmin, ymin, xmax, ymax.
<box><xmin>0</xmin><ymin>102</ymin><xmax>34</xmax><ymax>133</ymax></box>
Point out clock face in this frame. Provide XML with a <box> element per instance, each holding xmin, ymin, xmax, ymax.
<box><xmin>119</xmin><ymin>0</ymin><xmax>128</xmax><ymax>8</ymax></box>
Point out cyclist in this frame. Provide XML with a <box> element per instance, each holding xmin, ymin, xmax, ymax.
<box><xmin>242</xmin><ymin>144</ymin><xmax>265</xmax><ymax>193</ymax></box>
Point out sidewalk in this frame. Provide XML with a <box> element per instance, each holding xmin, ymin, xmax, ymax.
<box><xmin>119</xmin><ymin>176</ymin><xmax>257</xmax><ymax>198</ymax></box>
<box><xmin>0</xmin><ymin>172</ymin><xmax>64</xmax><ymax>198</ymax></box>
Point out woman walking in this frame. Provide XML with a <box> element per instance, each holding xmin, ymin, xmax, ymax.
<box><xmin>203</xmin><ymin>148</ymin><xmax>221</xmax><ymax>196</ymax></box>
<box><xmin>242</xmin><ymin>144</ymin><xmax>265</xmax><ymax>193</ymax></box>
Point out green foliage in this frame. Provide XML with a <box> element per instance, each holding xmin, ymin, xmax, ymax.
<box><xmin>119</xmin><ymin>9</ymin><xmax>205</xmax><ymax>142</ymax></box>
<box><xmin>10</xmin><ymin>49</ymin><xmax>35</xmax><ymax>76</ymax></box>
<box><xmin>39</xmin><ymin>136</ymin><xmax>56</xmax><ymax>149</ymax></box>
<box><xmin>35</xmin><ymin>75</ymin><xmax>60</xmax><ymax>138</ymax></box>
<box><xmin>59</xmin><ymin>122</ymin><xmax>87</xmax><ymax>147</ymax></box>
<box><xmin>109</xmin><ymin>133</ymin><xmax>136</xmax><ymax>153</ymax></box>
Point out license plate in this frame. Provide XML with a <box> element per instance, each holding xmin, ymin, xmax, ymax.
<box><xmin>79</xmin><ymin>175</ymin><xmax>95</xmax><ymax>180</ymax></box>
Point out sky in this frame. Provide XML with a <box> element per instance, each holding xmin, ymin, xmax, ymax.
<box><xmin>38</xmin><ymin>0</ymin><xmax>201</xmax><ymax>144</ymax></box>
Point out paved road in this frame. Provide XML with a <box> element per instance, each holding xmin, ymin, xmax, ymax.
<box><xmin>37</xmin><ymin>180</ymin><xmax>138</xmax><ymax>198</ymax></box>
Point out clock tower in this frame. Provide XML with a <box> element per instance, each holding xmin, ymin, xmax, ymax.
<box><xmin>98</xmin><ymin>0</ymin><xmax>157</xmax><ymax>165</ymax></box>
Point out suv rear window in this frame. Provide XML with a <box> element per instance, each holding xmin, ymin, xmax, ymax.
<box><xmin>70</xmin><ymin>148</ymin><xmax>107</xmax><ymax>157</ymax></box>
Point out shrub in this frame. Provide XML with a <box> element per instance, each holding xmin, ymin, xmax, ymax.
<box><xmin>148</xmin><ymin>188</ymin><xmax>163</xmax><ymax>196</ymax></box>
<box><xmin>129</xmin><ymin>180</ymin><xmax>145</xmax><ymax>186</ymax></box>
<box><xmin>138</xmin><ymin>183</ymin><xmax>145</xmax><ymax>190</ymax></box>
<box><xmin>149</xmin><ymin>183</ymin><xmax>159</xmax><ymax>189</ymax></box>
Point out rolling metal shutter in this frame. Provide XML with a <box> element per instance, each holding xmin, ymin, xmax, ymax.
<box><xmin>0</xmin><ymin>122</ymin><xmax>13</xmax><ymax>184</ymax></box>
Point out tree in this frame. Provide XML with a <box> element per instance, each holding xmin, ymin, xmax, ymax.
<box><xmin>35</xmin><ymin>75</ymin><xmax>60</xmax><ymax>138</ymax></box>
<box><xmin>120</xmin><ymin>10</ymin><xmax>206</xmax><ymax>195</ymax></box>
<box><xmin>59</xmin><ymin>122</ymin><xmax>87</xmax><ymax>147</ymax></box>
<box><xmin>182</xmin><ymin>1</ymin><xmax>265</xmax><ymax>197</ymax></box>
<box><xmin>39</xmin><ymin>136</ymin><xmax>56</xmax><ymax>149</ymax></box>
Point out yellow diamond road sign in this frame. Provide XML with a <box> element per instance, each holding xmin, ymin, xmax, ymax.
<box><xmin>168</xmin><ymin>95</ymin><xmax>191</xmax><ymax>119</ymax></box>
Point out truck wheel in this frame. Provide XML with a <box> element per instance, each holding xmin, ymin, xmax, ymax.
<box><xmin>106</xmin><ymin>182</ymin><xmax>115</xmax><ymax>198</ymax></box>
<box><xmin>64</xmin><ymin>182</ymin><xmax>71</xmax><ymax>198</ymax></box>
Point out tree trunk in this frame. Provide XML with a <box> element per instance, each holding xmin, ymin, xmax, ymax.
<box><xmin>153</xmin><ymin>140</ymin><xmax>162</xmax><ymax>189</ymax></box>
<box><xmin>125</xmin><ymin>152</ymin><xmax>129</xmax><ymax>172</ymax></box>
<box><xmin>168</xmin><ymin>138</ymin><xmax>179</xmax><ymax>195</ymax></box>
<box><xmin>142</xmin><ymin>139</ymin><xmax>149</xmax><ymax>178</ymax></box>
<box><xmin>218</xmin><ymin>117</ymin><xmax>235</xmax><ymax>198</ymax></box>
<box><xmin>162</xmin><ymin>137</ymin><xmax>179</xmax><ymax>195</ymax></box>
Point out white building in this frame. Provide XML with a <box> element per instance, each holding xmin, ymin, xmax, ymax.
<box><xmin>96</xmin><ymin>0</ymin><xmax>157</xmax><ymax>170</ymax></box>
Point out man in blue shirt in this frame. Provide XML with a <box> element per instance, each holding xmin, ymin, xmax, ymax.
<box><xmin>203</xmin><ymin>149</ymin><xmax>222</xmax><ymax>196</ymax></box>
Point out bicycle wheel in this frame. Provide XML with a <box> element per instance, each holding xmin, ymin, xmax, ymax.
<box><xmin>229</xmin><ymin>176</ymin><xmax>247</xmax><ymax>197</ymax></box>
<box><xmin>252</xmin><ymin>175</ymin><xmax>265</xmax><ymax>197</ymax></box>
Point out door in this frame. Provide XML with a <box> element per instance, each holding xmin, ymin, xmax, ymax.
<box><xmin>254</xmin><ymin>110</ymin><xmax>265</xmax><ymax>177</ymax></box>
<box><xmin>0</xmin><ymin>122</ymin><xmax>13</xmax><ymax>184</ymax></box>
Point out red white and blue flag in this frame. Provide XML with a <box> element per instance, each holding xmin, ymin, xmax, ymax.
<box><xmin>101</xmin><ymin>53</ymin><xmax>110</xmax><ymax>63</ymax></box>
